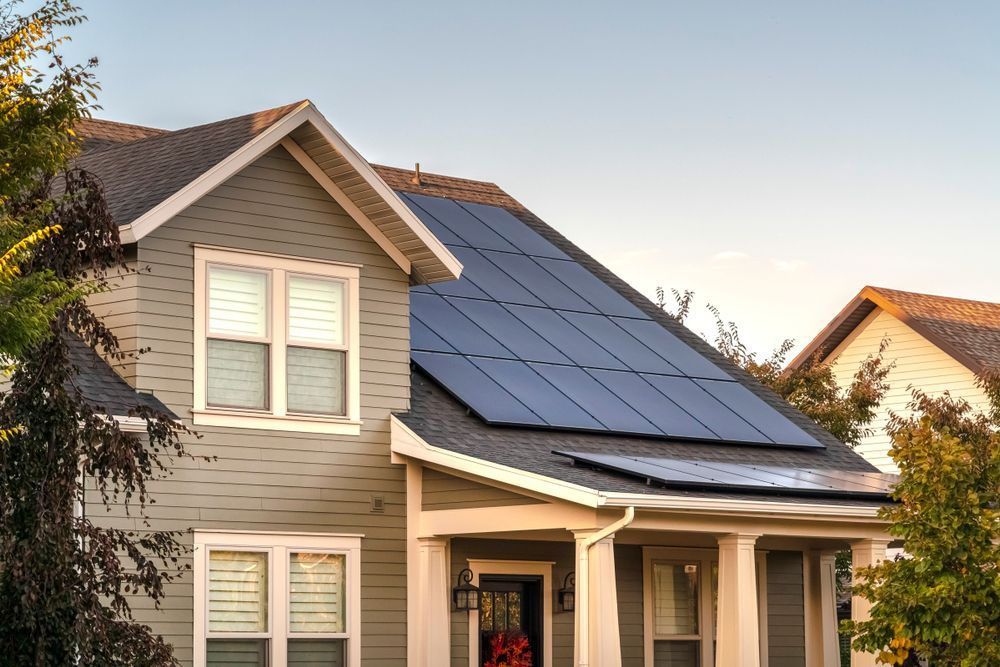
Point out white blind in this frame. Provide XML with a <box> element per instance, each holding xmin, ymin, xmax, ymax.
<box><xmin>208</xmin><ymin>551</ymin><xmax>268</xmax><ymax>633</ymax></box>
<box><xmin>652</xmin><ymin>562</ymin><xmax>699</xmax><ymax>636</ymax></box>
<box><xmin>287</xmin><ymin>347</ymin><xmax>345</xmax><ymax>415</ymax></box>
<box><xmin>289</xmin><ymin>552</ymin><xmax>346</xmax><ymax>634</ymax></box>
<box><xmin>288</xmin><ymin>276</ymin><xmax>344</xmax><ymax>345</ymax></box>
<box><xmin>207</xmin><ymin>340</ymin><xmax>268</xmax><ymax>409</ymax></box>
<box><xmin>287</xmin><ymin>638</ymin><xmax>345</xmax><ymax>667</ymax></box>
<box><xmin>209</xmin><ymin>267</ymin><xmax>268</xmax><ymax>338</ymax></box>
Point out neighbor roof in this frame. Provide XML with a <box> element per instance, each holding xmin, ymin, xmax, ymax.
<box><xmin>386</xmin><ymin>167</ymin><xmax>886</xmax><ymax>503</ymax></box>
<box><xmin>74</xmin><ymin>103</ymin><xmax>461</xmax><ymax>284</ymax></box>
<box><xmin>789</xmin><ymin>285</ymin><xmax>1000</xmax><ymax>375</ymax></box>
<box><xmin>66</xmin><ymin>337</ymin><xmax>177</xmax><ymax>420</ymax></box>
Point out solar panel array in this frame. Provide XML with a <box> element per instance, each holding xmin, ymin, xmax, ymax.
<box><xmin>403</xmin><ymin>191</ymin><xmax>823</xmax><ymax>449</ymax></box>
<box><xmin>555</xmin><ymin>451</ymin><xmax>896</xmax><ymax>499</ymax></box>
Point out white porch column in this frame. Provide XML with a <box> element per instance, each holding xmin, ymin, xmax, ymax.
<box><xmin>414</xmin><ymin>537</ymin><xmax>450</xmax><ymax>666</ymax></box>
<box><xmin>850</xmin><ymin>539</ymin><xmax>890</xmax><ymax>667</ymax></box>
<box><xmin>573</xmin><ymin>532</ymin><xmax>622</xmax><ymax>667</ymax></box>
<box><xmin>716</xmin><ymin>533</ymin><xmax>762</xmax><ymax>667</ymax></box>
<box><xmin>804</xmin><ymin>550</ymin><xmax>841</xmax><ymax>667</ymax></box>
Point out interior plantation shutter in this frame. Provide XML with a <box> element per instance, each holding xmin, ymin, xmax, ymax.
<box><xmin>652</xmin><ymin>562</ymin><xmax>699</xmax><ymax>636</ymax></box>
<box><xmin>289</xmin><ymin>552</ymin><xmax>346</xmax><ymax>633</ymax></box>
<box><xmin>207</xmin><ymin>267</ymin><xmax>269</xmax><ymax>409</ymax></box>
<box><xmin>208</xmin><ymin>550</ymin><xmax>269</xmax><ymax>633</ymax></box>
<box><xmin>287</xmin><ymin>276</ymin><xmax>347</xmax><ymax>415</ymax></box>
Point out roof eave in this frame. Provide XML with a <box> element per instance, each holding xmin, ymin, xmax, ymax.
<box><xmin>117</xmin><ymin>101</ymin><xmax>462</xmax><ymax>284</ymax></box>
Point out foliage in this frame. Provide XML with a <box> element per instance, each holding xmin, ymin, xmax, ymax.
<box><xmin>844</xmin><ymin>382</ymin><xmax>1000</xmax><ymax>666</ymax></box>
<box><xmin>0</xmin><ymin>2</ymin><xmax>194</xmax><ymax>664</ymax></box>
<box><xmin>0</xmin><ymin>0</ymin><xmax>98</xmax><ymax>359</ymax></box>
<box><xmin>483</xmin><ymin>631</ymin><xmax>533</xmax><ymax>667</ymax></box>
<box><xmin>658</xmin><ymin>287</ymin><xmax>892</xmax><ymax>447</ymax></box>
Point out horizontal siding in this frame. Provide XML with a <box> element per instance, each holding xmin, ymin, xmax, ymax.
<box><xmin>767</xmin><ymin>551</ymin><xmax>805</xmax><ymax>667</ymax></box>
<box><xmin>827</xmin><ymin>308</ymin><xmax>989</xmax><ymax>472</ymax></box>
<box><xmin>88</xmin><ymin>266</ymin><xmax>139</xmax><ymax>383</ymax></box>
<box><xmin>88</xmin><ymin>146</ymin><xmax>411</xmax><ymax>666</ymax></box>
<box><xmin>421</xmin><ymin>469</ymin><xmax>545</xmax><ymax>510</ymax></box>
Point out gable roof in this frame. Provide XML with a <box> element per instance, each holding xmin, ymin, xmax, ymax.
<box><xmin>74</xmin><ymin>103</ymin><xmax>461</xmax><ymax>284</ymax></box>
<box><xmin>789</xmin><ymin>285</ymin><xmax>1000</xmax><ymax>375</ymax></box>
<box><xmin>386</xmin><ymin>166</ymin><xmax>886</xmax><ymax>504</ymax></box>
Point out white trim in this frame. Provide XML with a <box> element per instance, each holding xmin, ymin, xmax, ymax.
<box><xmin>193</xmin><ymin>530</ymin><xmax>362</xmax><ymax>667</ymax></box>
<box><xmin>465</xmin><ymin>559</ymin><xmax>553</xmax><ymax>667</ymax></box>
<box><xmin>118</xmin><ymin>102</ymin><xmax>460</xmax><ymax>283</ymax></box>
<box><xmin>193</xmin><ymin>246</ymin><xmax>361</xmax><ymax>433</ymax></box>
<box><xmin>279</xmin><ymin>138</ymin><xmax>411</xmax><ymax>275</ymax></box>
<box><xmin>642</xmin><ymin>546</ymin><xmax>769</xmax><ymax>667</ymax></box>
<box><xmin>391</xmin><ymin>415</ymin><xmax>889</xmax><ymax>520</ymax></box>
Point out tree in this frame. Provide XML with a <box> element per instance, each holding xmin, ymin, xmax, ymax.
<box><xmin>656</xmin><ymin>287</ymin><xmax>892</xmax><ymax>447</ymax></box>
<box><xmin>0</xmin><ymin>2</ymin><xmax>193</xmax><ymax>664</ymax></box>
<box><xmin>844</xmin><ymin>383</ymin><xmax>1000</xmax><ymax>666</ymax></box>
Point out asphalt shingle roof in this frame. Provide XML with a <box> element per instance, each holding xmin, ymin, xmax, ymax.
<box><xmin>66</xmin><ymin>337</ymin><xmax>177</xmax><ymax>419</ymax></box>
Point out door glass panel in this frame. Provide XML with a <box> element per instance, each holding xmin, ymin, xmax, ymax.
<box><xmin>480</xmin><ymin>591</ymin><xmax>493</xmax><ymax>631</ymax></box>
<box><xmin>507</xmin><ymin>592</ymin><xmax>521</xmax><ymax>631</ymax></box>
<box><xmin>494</xmin><ymin>592</ymin><xmax>507</xmax><ymax>631</ymax></box>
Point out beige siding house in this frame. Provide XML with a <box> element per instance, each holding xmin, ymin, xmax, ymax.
<box><xmin>790</xmin><ymin>286</ymin><xmax>999</xmax><ymax>472</ymax></box>
<box><xmin>74</xmin><ymin>102</ymin><xmax>896</xmax><ymax>667</ymax></box>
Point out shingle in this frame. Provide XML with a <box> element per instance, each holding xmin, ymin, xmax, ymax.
<box><xmin>74</xmin><ymin>102</ymin><xmax>306</xmax><ymax>226</ymax></box>
<box><xmin>66</xmin><ymin>337</ymin><xmax>176</xmax><ymax>419</ymax></box>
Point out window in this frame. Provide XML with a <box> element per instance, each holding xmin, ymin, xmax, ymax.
<box><xmin>194</xmin><ymin>531</ymin><xmax>362</xmax><ymax>667</ymax></box>
<box><xmin>193</xmin><ymin>247</ymin><xmax>361</xmax><ymax>434</ymax></box>
<box><xmin>643</xmin><ymin>548</ymin><xmax>767</xmax><ymax>667</ymax></box>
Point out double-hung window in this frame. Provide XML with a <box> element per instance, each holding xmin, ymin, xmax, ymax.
<box><xmin>643</xmin><ymin>548</ymin><xmax>768</xmax><ymax>667</ymax></box>
<box><xmin>194</xmin><ymin>531</ymin><xmax>362</xmax><ymax>667</ymax></box>
<box><xmin>193</xmin><ymin>247</ymin><xmax>361</xmax><ymax>434</ymax></box>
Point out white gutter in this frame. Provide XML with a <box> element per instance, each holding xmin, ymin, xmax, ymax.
<box><xmin>577</xmin><ymin>506</ymin><xmax>635</xmax><ymax>667</ymax></box>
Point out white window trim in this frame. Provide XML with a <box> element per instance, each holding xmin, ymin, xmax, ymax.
<box><xmin>193</xmin><ymin>246</ymin><xmax>362</xmax><ymax>435</ymax></box>
<box><xmin>194</xmin><ymin>530</ymin><xmax>363</xmax><ymax>667</ymax></box>
<box><xmin>465</xmin><ymin>559</ymin><xmax>554</xmax><ymax>667</ymax></box>
<box><xmin>642</xmin><ymin>546</ymin><xmax>768</xmax><ymax>667</ymax></box>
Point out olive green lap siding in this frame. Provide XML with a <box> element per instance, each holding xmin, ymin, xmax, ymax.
<box><xmin>422</xmin><ymin>468</ymin><xmax>546</xmax><ymax>511</ymax></box>
<box><xmin>767</xmin><ymin>551</ymin><xmax>806</xmax><ymax>667</ymax></box>
<box><xmin>86</xmin><ymin>146</ymin><xmax>411</xmax><ymax>665</ymax></box>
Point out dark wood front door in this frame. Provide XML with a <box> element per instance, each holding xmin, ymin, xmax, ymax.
<box><xmin>479</xmin><ymin>576</ymin><xmax>542</xmax><ymax>667</ymax></box>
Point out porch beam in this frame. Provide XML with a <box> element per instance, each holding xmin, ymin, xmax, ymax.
<box><xmin>629</xmin><ymin>512</ymin><xmax>888</xmax><ymax>540</ymax></box>
<box><xmin>419</xmin><ymin>502</ymin><xmax>598</xmax><ymax>537</ymax></box>
<box><xmin>716</xmin><ymin>533</ymin><xmax>762</xmax><ymax>667</ymax></box>
<box><xmin>850</xmin><ymin>538</ymin><xmax>890</xmax><ymax>667</ymax></box>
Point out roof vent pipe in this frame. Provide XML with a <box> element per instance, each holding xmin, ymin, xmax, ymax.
<box><xmin>410</xmin><ymin>162</ymin><xmax>422</xmax><ymax>186</ymax></box>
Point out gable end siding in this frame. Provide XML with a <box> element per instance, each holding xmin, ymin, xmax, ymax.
<box><xmin>826</xmin><ymin>307</ymin><xmax>989</xmax><ymax>472</ymax></box>
<box><xmin>92</xmin><ymin>145</ymin><xmax>411</xmax><ymax>665</ymax></box>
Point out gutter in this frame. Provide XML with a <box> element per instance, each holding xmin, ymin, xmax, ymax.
<box><xmin>577</xmin><ymin>506</ymin><xmax>635</xmax><ymax>667</ymax></box>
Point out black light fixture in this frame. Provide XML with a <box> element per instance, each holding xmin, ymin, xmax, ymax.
<box><xmin>453</xmin><ymin>568</ymin><xmax>480</xmax><ymax>611</ymax></box>
<box><xmin>559</xmin><ymin>571</ymin><xmax>575</xmax><ymax>612</ymax></box>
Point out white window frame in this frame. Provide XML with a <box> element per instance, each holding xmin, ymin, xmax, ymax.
<box><xmin>642</xmin><ymin>547</ymin><xmax>768</xmax><ymax>667</ymax></box>
<box><xmin>194</xmin><ymin>530</ymin><xmax>363</xmax><ymax>667</ymax></box>
<box><xmin>193</xmin><ymin>245</ymin><xmax>362</xmax><ymax>435</ymax></box>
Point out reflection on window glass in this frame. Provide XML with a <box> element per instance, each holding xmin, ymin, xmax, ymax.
<box><xmin>494</xmin><ymin>592</ymin><xmax>507</xmax><ymax>631</ymax></box>
<box><xmin>652</xmin><ymin>562</ymin><xmax>699</xmax><ymax>636</ymax></box>
<box><xmin>653</xmin><ymin>639</ymin><xmax>700</xmax><ymax>667</ymax></box>
<box><xmin>480</xmin><ymin>592</ymin><xmax>493</xmax><ymax>631</ymax></box>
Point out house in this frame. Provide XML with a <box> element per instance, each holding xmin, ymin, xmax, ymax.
<box><xmin>73</xmin><ymin>101</ymin><xmax>895</xmax><ymax>667</ymax></box>
<box><xmin>789</xmin><ymin>286</ymin><xmax>999</xmax><ymax>473</ymax></box>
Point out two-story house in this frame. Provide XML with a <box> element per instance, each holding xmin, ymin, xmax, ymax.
<box><xmin>74</xmin><ymin>101</ymin><xmax>895</xmax><ymax>667</ymax></box>
<box><xmin>790</xmin><ymin>286</ymin><xmax>999</xmax><ymax>472</ymax></box>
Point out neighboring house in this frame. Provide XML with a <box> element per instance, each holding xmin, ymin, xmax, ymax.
<box><xmin>72</xmin><ymin>102</ymin><xmax>895</xmax><ymax>667</ymax></box>
<box><xmin>789</xmin><ymin>286</ymin><xmax>998</xmax><ymax>473</ymax></box>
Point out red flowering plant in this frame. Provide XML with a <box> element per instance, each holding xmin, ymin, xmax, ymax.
<box><xmin>483</xmin><ymin>631</ymin><xmax>533</xmax><ymax>667</ymax></box>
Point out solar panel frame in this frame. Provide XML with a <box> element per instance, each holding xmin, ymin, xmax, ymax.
<box><xmin>456</xmin><ymin>200</ymin><xmax>571</xmax><ymax>260</ymax></box>
<box><xmin>555</xmin><ymin>451</ymin><xmax>896</xmax><ymax>500</ymax></box>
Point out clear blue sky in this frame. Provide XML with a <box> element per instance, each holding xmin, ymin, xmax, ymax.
<box><xmin>63</xmin><ymin>1</ymin><xmax>1000</xmax><ymax>356</ymax></box>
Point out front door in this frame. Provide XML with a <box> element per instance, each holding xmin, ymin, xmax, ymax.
<box><xmin>479</xmin><ymin>576</ymin><xmax>542</xmax><ymax>667</ymax></box>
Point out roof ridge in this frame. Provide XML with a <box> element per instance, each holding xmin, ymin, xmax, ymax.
<box><xmin>868</xmin><ymin>285</ymin><xmax>1000</xmax><ymax>308</ymax></box>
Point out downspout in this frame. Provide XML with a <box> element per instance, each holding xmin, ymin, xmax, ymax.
<box><xmin>578</xmin><ymin>506</ymin><xmax>635</xmax><ymax>667</ymax></box>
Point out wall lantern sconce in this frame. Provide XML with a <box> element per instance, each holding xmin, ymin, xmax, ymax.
<box><xmin>453</xmin><ymin>568</ymin><xmax>480</xmax><ymax>611</ymax></box>
<box><xmin>559</xmin><ymin>572</ymin><xmax>575</xmax><ymax>612</ymax></box>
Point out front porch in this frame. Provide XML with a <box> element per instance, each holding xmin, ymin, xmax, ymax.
<box><xmin>400</xmin><ymin>457</ymin><xmax>891</xmax><ymax>667</ymax></box>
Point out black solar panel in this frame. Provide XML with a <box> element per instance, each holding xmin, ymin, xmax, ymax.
<box><xmin>555</xmin><ymin>451</ymin><xmax>896</xmax><ymax>500</ymax></box>
<box><xmin>404</xmin><ymin>192</ymin><xmax>824</xmax><ymax>449</ymax></box>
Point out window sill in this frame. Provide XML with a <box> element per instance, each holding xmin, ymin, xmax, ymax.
<box><xmin>192</xmin><ymin>409</ymin><xmax>362</xmax><ymax>435</ymax></box>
